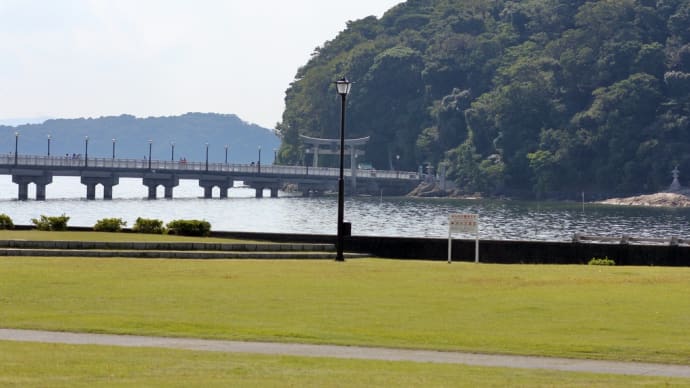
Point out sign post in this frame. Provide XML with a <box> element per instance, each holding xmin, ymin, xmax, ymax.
<box><xmin>448</xmin><ymin>213</ymin><xmax>479</xmax><ymax>264</ymax></box>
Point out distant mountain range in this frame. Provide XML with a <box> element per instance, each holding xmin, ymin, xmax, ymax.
<box><xmin>0</xmin><ymin>113</ymin><xmax>280</xmax><ymax>164</ymax></box>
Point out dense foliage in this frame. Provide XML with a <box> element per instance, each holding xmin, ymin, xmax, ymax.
<box><xmin>31</xmin><ymin>214</ymin><xmax>70</xmax><ymax>231</ymax></box>
<box><xmin>278</xmin><ymin>0</ymin><xmax>690</xmax><ymax>197</ymax></box>
<box><xmin>93</xmin><ymin>218</ymin><xmax>127</xmax><ymax>233</ymax></box>
<box><xmin>132</xmin><ymin>217</ymin><xmax>165</xmax><ymax>234</ymax></box>
<box><xmin>166</xmin><ymin>219</ymin><xmax>211</xmax><ymax>237</ymax></box>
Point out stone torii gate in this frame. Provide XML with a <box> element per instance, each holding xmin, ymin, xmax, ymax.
<box><xmin>300</xmin><ymin>134</ymin><xmax>370</xmax><ymax>193</ymax></box>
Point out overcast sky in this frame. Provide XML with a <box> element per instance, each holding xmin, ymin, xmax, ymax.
<box><xmin>0</xmin><ymin>0</ymin><xmax>402</xmax><ymax>128</ymax></box>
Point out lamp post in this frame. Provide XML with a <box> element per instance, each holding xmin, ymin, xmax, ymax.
<box><xmin>258</xmin><ymin>145</ymin><xmax>262</xmax><ymax>174</ymax></box>
<box><xmin>47</xmin><ymin>134</ymin><xmax>51</xmax><ymax>156</ymax></box>
<box><xmin>14</xmin><ymin>132</ymin><xmax>19</xmax><ymax>165</ymax></box>
<box><xmin>273</xmin><ymin>148</ymin><xmax>277</xmax><ymax>164</ymax></box>
<box><xmin>305</xmin><ymin>148</ymin><xmax>310</xmax><ymax>175</ymax></box>
<box><xmin>205</xmin><ymin>142</ymin><xmax>209</xmax><ymax>171</ymax></box>
<box><xmin>170</xmin><ymin>142</ymin><xmax>175</xmax><ymax>161</ymax></box>
<box><xmin>396</xmin><ymin>154</ymin><xmax>400</xmax><ymax>178</ymax></box>
<box><xmin>84</xmin><ymin>136</ymin><xmax>89</xmax><ymax>167</ymax></box>
<box><xmin>335</xmin><ymin>76</ymin><xmax>351</xmax><ymax>262</ymax></box>
<box><xmin>148</xmin><ymin>140</ymin><xmax>152</xmax><ymax>169</ymax></box>
<box><xmin>112</xmin><ymin>138</ymin><xmax>116</xmax><ymax>159</ymax></box>
<box><xmin>224</xmin><ymin>144</ymin><xmax>229</xmax><ymax>164</ymax></box>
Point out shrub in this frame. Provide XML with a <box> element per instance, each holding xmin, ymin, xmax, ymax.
<box><xmin>94</xmin><ymin>218</ymin><xmax>126</xmax><ymax>232</ymax></box>
<box><xmin>0</xmin><ymin>214</ymin><xmax>14</xmax><ymax>230</ymax></box>
<box><xmin>132</xmin><ymin>217</ymin><xmax>164</xmax><ymax>234</ymax></box>
<box><xmin>588</xmin><ymin>256</ymin><xmax>615</xmax><ymax>266</ymax></box>
<box><xmin>166</xmin><ymin>219</ymin><xmax>211</xmax><ymax>237</ymax></box>
<box><xmin>31</xmin><ymin>214</ymin><xmax>69</xmax><ymax>231</ymax></box>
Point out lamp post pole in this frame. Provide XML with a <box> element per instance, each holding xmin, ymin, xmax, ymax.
<box><xmin>225</xmin><ymin>145</ymin><xmax>228</xmax><ymax>164</ymax></box>
<box><xmin>335</xmin><ymin>77</ymin><xmax>351</xmax><ymax>262</ymax></box>
<box><xmin>171</xmin><ymin>142</ymin><xmax>175</xmax><ymax>161</ymax></box>
<box><xmin>396</xmin><ymin>154</ymin><xmax>400</xmax><ymax>178</ymax></box>
<box><xmin>112</xmin><ymin>138</ymin><xmax>116</xmax><ymax>159</ymax></box>
<box><xmin>305</xmin><ymin>149</ymin><xmax>310</xmax><ymax>175</ymax></box>
<box><xmin>47</xmin><ymin>134</ymin><xmax>51</xmax><ymax>156</ymax></box>
<box><xmin>148</xmin><ymin>140</ymin><xmax>152</xmax><ymax>169</ymax></box>
<box><xmin>14</xmin><ymin>132</ymin><xmax>18</xmax><ymax>165</ymax></box>
<box><xmin>205</xmin><ymin>143</ymin><xmax>209</xmax><ymax>171</ymax></box>
<box><xmin>84</xmin><ymin>136</ymin><xmax>89</xmax><ymax>167</ymax></box>
<box><xmin>258</xmin><ymin>146</ymin><xmax>262</xmax><ymax>174</ymax></box>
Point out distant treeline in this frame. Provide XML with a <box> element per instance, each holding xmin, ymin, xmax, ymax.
<box><xmin>1</xmin><ymin>112</ymin><xmax>279</xmax><ymax>164</ymax></box>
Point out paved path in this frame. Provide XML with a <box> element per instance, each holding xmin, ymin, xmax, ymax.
<box><xmin>1</xmin><ymin>328</ymin><xmax>689</xmax><ymax>378</ymax></box>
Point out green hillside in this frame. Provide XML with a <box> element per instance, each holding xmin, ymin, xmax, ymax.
<box><xmin>1</xmin><ymin>113</ymin><xmax>279</xmax><ymax>164</ymax></box>
<box><xmin>278</xmin><ymin>0</ymin><xmax>690</xmax><ymax>198</ymax></box>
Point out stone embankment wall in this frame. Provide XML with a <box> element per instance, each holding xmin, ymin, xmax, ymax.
<box><xmin>210</xmin><ymin>231</ymin><xmax>690</xmax><ymax>266</ymax></box>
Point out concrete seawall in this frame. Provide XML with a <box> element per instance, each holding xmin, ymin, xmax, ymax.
<box><xmin>206</xmin><ymin>231</ymin><xmax>690</xmax><ymax>266</ymax></box>
<box><xmin>8</xmin><ymin>226</ymin><xmax>690</xmax><ymax>266</ymax></box>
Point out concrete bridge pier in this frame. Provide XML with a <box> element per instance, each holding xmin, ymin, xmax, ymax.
<box><xmin>198</xmin><ymin>176</ymin><xmax>234</xmax><ymax>199</ymax></box>
<box><xmin>12</xmin><ymin>172</ymin><xmax>53</xmax><ymax>201</ymax></box>
<box><xmin>81</xmin><ymin>175</ymin><xmax>119</xmax><ymax>200</ymax></box>
<box><xmin>247</xmin><ymin>185</ymin><xmax>280</xmax><ymax>198</ymax></box>
<box><xmin>143</xmin><ymin>174</ymin><xmax>179</xmax><ymax>200</ymax></box>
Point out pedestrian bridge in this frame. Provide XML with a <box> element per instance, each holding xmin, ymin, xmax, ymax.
<box><xmin>0</xmin><ymin>154</ymin><xmax>421</xmax><ymax>200</ymax></box>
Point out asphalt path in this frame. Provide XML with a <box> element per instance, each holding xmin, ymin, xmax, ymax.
<box><xmin>1</xmin><ymin>328</ymin><xmax>689</xmax><ymax>378</ymax></box>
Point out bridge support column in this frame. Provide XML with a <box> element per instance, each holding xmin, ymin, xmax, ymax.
<box><xmin>12</xmin><ymin>172</ymin><xmax>53</xmax><ymax>201</ymax></box>
<box><xmin>255</xmin><ymin>188</ymin><xmax>264</xmax><ymax>198</ymax></box>
<box><xmin>81</xmin><ymin>175</ymin><xmax>119</xmax><ymax>200</ymax></box>
<box><xmin>143</xmin><ymin>174</ymin><xmax>179</xmax><ymax>200</ymax></box>
<box><xmin>103</xmin><ymin>185</ymin><xmax>113</xmax><ymax>200</ymax></box>
<box><xmin>17</xmin><ymin>182</ymin><xmax>28</xmax><ymax>201</ymax></box>
<box><xmin>269</xmin><ymin>187</ymin><xmax>279</xmax><ymax>198</ymax></box>
<box><xmin>164</xmin><ymin>185</ymin><xmax>174</xmax><ymax>199</ymax></box>
<box><xmin>199</xmin><ymin>177</ymin><xmax>234</xmax><ymax>199</ymax></box>
<box><xmin>86</xmin><ymin>183</ymin><xmax>97</xmax><ymax>200</ymax></box>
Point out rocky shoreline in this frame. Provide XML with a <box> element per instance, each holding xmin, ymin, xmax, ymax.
<box><xmin>408</xmin><ymin>182</ymin><xmax>690</xmax><ymax>208</ymax></box>
<box><xmin>597</xmin><ymin>191</ymin><xmax>690</xmax><ymax>208</ymax></box>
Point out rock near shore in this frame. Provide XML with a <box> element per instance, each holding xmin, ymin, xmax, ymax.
<box><xmin>598</xmin><ymin>192</ymin><xmax>690</xmax><ymax>208</ymax></box>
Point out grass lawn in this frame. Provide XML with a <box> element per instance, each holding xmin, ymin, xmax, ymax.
<box><xmin>0</xmin><ymin>230</ymin><xmax>261</xmax><ymax>243</ymax></box>
<box><xmin>0</xmin><ymin>340</ymin><xmax>685</xmax><ymax>387</ymax></box>
<box><xmin>2</xmin><ymin>256</ymin><xmax>690</xmax><ymax>365</ymax></box>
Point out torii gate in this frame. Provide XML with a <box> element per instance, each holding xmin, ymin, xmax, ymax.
<box><xmin>300</xmin><ymin>134</ymin><xmax>370</xmax><ymax>193</ymax></box>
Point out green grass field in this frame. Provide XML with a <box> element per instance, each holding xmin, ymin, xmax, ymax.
<box><xmin>2</xmin><ymin>256</ymin><xmax>690</xmax><ymax>365</ymax></box>
<box><xmin>1</xmin><ymin>340</ymin><xmax>684</xmax><ymax>387</ymax></box>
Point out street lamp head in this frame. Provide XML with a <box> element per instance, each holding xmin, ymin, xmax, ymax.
<box><xmin>335</xmin><ymin>77</ymin><xmax>352</xmax><ymax>96</ymax></box>
<box><xmin>148</xmin><ymin>139</ymin><xmax>153</xmax><ymax>144</ymax></box>
<box><xmin>47</xmin><ymin>134</ymin><xmax>51</xmax><ymax>139</ymax></box>
<box><xmin>85</xmin><ymin>136</ymin><xmax>89</xmax><ymax>141</ymax></box>
<box><xmin>112</xmin><ymin>138</ymin><xmax>116</xmax><ymax>142</ymax></box>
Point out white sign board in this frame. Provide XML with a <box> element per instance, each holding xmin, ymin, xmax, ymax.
<box><xmin>449</xmin><ymin>213</ymin><xmax>478</xmax><ymax>234</ymax></box>
<box><xmin>448</xmin><ymin>213</ymin><xmax>479</xmax><ymax>264</ymax></box>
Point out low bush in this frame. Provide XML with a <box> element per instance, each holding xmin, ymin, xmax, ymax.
<box><xmin>31</xmin><ymin>214</ymin><xmax>70</xmax><ymax>231</ymax></box>
<box><xmin>132</xmin><ymin>217</ymin><xmax>164</xmax><ymax>234</ymax></box>
<box><xmin>166</xmin><ymin>219</ymin><xmax>211</xmax><ymax>237</ymax></box>
<box><xmin>588</xmin><ymin>256</ymin><xmax>615</xmax><ymax>266</ymax></box>
<box><xmin>93</xmin><ymin>218</ymin><xmax>126</xmax><ymax>232</ymax></box>
<box><xmin>0</xmin><ymin>214</ymin><xmax>14</xmax><ymax>230</ymax></box>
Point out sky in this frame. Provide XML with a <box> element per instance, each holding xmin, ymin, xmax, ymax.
<box><xmin>0</xmin><ymin>0</ymin><xmax>403</xmax><ymax>129</ymax></box>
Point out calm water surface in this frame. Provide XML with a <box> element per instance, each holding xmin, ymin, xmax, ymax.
<box><xmin>1</xmin><ymin>176</ymin><xmax>688</xmax><ymax>241</ymax></box>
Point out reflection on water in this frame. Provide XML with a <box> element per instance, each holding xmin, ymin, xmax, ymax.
<box><xmin>0</xmin><ymin>176</ymin><xmax>688</xmax><ymax>241</ymax></box>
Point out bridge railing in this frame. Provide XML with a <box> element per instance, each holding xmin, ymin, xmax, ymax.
<box><xmin>0</xmin><ymin>154</ymin><xmax>421</xmax><ymax>180</ymax></box>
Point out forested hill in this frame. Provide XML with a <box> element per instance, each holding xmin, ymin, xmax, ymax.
<box><xmin>1</xmin><ymin>113</ymin><xmax>279</xmax><ymax>164</ymax></box>
<box><xmin>277</xmin><ymin>0</ymin><xmax>690</xmax><ymax>198</ymax></box>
